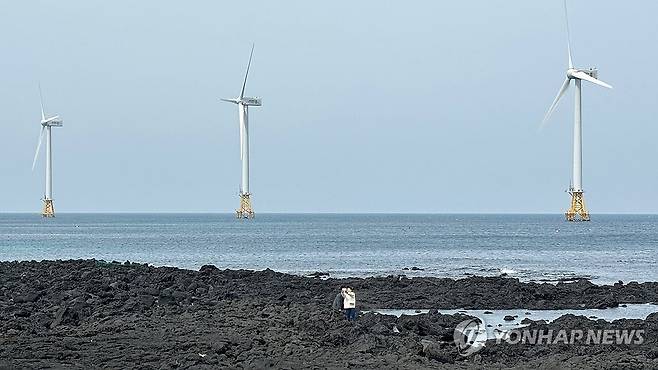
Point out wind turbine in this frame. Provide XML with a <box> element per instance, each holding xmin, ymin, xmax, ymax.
<box><xmin>541</xmin><ymin>0</ymin><xmax>612</xmax><ymax>222</ymax></box>
<box><xmin>32</xmin><ymin>85</ymin><xmax>63</xmax><ymax>217</ymax></box>
<box><xmin>221</xmin><ymin>45</ymin><xmax>262</xmax><ymax>219</ymax></box>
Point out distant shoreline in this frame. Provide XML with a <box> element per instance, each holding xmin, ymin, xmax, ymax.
<box><xmin>0</xmin><ymin>257</ymin><xmax>652</xmax><ymax>287</ymax></box>
<box><xmin>3</xmin><ymin>259</ymin><xmax>657</xmax><ymax>310</ymax></box>
<box><xmin>0</xmin><ymin>257</ymin><xmax>619</xmax><ymax>285</ymax></box>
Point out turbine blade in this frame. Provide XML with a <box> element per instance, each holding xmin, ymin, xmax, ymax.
<box><xmin>39</xmin><ymin>83</ymin><xmax>45</xmax><ymax>121</ymax></box>
<box><xmin>240</xmin><ymin>44</ymin><xmax>255</xmax><ymax>99</ymax></box>
<box><xmin>564</xmin><ymin>0</ymin><xmax>573</xmax><ymax>69</ymax></box>
<box><xmin>32</xmin><ymin>127</ymin><xmax>45</xmax><ymax>171</ymax></box>
<box><xmin>572</xmin><ymin>71</ymin><xmax>613</xmax><ymax>89</ymax></box>
<box><xmin>220</xmin><ymin>98</ymin><xmax>238</xmax><ymax>104</ymax></box>
<box><xmin>541</xmin><ymin>78</ymin><xmax>571</xmax><ymax>129</ymax></box>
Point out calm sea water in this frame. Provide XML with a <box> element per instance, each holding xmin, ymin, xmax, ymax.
<box><xmin>1</xmin><ymin>214</ymin><xmax>657</xmax><ymax>284</ymax></box>
<box><xmin>376</xmin><ymin>304</ymin><xmax>658</xmax><ymax>338</ymax></box>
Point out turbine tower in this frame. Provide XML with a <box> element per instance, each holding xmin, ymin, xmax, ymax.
<box><xmin>221</xmin><ymin>45</ymin><xmax>262</xmax><ymax>219</ymax></box>
<box><xmin>541</xmin><ymin>0</ymin><xmax>612</xmax><ymax>222</ymax></box>
<box><xmin>32</xmin><ymin>86</ymin><xmax>63</xmax><ymax>217</ymax></box>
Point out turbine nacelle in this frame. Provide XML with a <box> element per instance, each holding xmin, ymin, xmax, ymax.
<box><xmin>41</xmin><ymin>116</ymin><xmax>63</xmax><ymax>127</ymax></box>
<box><xmin>565</xmin><ymin>67</ymin><xmax>612</xmax><ymax>89</ymax></box>
<box><xmin>241</xmin><ymin>97</ymin><xmax>262</xmax><ymax>106</ymax></box>
<box><xmin>220</xmin><ymin>97</ymin><xmax>262</xmax><ymax>106</ymax></box>
<box><xmin>567</xmin><ymin>68</ymin><xmax>598</xmax><ymax>80</ymax></box>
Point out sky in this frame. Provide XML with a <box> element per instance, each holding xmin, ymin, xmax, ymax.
<box><xmin>1</xmin><ymin>1</ymin><xmax>657</xmax><ymax>213</ymax></box>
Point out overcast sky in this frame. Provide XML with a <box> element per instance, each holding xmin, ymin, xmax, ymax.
<box><xmin>1</xmin><ymin>1</ymin><xmax>657</xmax><ymax>213</ymax></box>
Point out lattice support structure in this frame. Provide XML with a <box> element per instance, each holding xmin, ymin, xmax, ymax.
<box><xmin>42</xmin><ymin>199</ymin><xmax>55</xmax><ymax>218</ymax></box>
<box><xmin>236</xmin><ymin>193</ymin><xmax>255</xmax><ymax>219</ymax></box>
<box><xmin>565</xmin><ymin>190</ymin><xmax>589</xmax><ymax>222</ymax></box>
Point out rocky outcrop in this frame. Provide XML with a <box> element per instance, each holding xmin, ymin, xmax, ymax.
<box><xmin>1</xmin><ymin>260</ymin><xmax>657</xmax><ymax>369</ymax></box>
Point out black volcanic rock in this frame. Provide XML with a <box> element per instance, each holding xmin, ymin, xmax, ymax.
<box><xmin>1</xmin><ymin>260</ymin><xmax>657</xmax><ymax>369</ymax></box>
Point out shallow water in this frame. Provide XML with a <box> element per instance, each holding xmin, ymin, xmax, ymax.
<box><xmin>374</xmin><ymin>303</ymin><xmax>658</xmax><ymax>339</ymax></box>
<box><xmin>1</xmin><ymin>213</ymin><xmax>657</xmax><ymax>284</ymax></box>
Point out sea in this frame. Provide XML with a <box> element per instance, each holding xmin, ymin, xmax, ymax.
<box><xmin>1</xmin><ymin>213</ymin><xmax>657</xmax><ymax>285</ymax></box>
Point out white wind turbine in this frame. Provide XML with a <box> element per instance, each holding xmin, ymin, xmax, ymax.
<box><xmin>221</xmin><ymin>45</ymin><xmax>262</xmax><ymax>219</ymax></box>
<box><xmin>541</xmin><ymin>0</ymin><xmax>612</xmax><ymax>222</ymax></box>
<box><xmin>32</xmin><ymin>85</ymin><xmax>63</xmax><ymax>217</ymax></box>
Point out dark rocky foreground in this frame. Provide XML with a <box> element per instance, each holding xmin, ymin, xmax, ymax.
<box><xmin>1</xmin><ymin>260</ymin><xmax>658</xmax><ymax>369</ymax></box>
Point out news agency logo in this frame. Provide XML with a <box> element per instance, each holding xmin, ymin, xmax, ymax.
<box><xmin>453</xmin><ymin>318</ymin><xmax>488</xmax><ymax>356</ymax></box>
<box><xmin>498</xmin><ymin>328</ymin><xmax>645</xmax><ymax>346</ymax></box>
<box><xmin>453</xmin><ymin>317</ymin><xmax>646</xmax><ymax>357</ymax></box>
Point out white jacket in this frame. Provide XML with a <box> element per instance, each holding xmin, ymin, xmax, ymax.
<box><xmin>341</xmin><ymin>288</ymin><xmax>356</xmax><ymax>309</ymax></box>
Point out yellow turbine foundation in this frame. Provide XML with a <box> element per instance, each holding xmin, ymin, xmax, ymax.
<box><xmin>236</xmin><ymin>193</ymin><xmax>254</xmax><ymax>219</ymax></box>
<box><xmin>565</xmin><ymin>191</ymin><xmax>589</xmax><ymax>222</ymax></box>
<box><xmin>42</xmin><ymin>199</ymin><xmax>55</xmax><ymax>218</ymax></box>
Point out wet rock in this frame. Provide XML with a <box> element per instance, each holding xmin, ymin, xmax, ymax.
<box><xmin>503</xmin><ymin>315</ymin><xmax>515</xmax><ymax>321</ymax></box>
<box><xmin>199</xmin><ymin>265</ymin><xmax>219</xmax><ymax>274</ymax></box>
<box><xmin>307</xmin><ymin>271</ymin><xmax>329</xmax><ymax>279</ymax></box>
<box><xmin>591</xmin><ymin>293</ymin><xmax>619</xmax><ymax>309</ymax></box>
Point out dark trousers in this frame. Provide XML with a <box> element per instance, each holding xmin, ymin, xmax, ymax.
<box><xmin>345</xmin><ymin>308</ymin><xmax>357</xmax><ymax>321</ymax></box>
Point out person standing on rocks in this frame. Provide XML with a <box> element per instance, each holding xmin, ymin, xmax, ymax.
<box><xmin>341</xmin><ymin>287</ymin><xmax>356</xmax><ymax>321</ymax></box>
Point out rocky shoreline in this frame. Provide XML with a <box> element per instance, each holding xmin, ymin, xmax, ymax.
<box><xmin>1</xmin><ymin>260</ymin><xmax>657</xmax><ymax>368</ymax></box>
